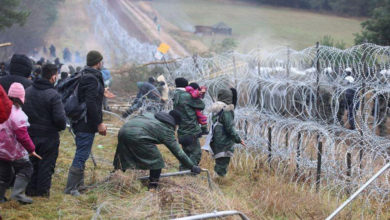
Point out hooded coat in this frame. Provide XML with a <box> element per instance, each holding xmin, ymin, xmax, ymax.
<box><xmin>210</xmin><ymin>89</ymin><xmax>241</xmax><ymax>158</ymax></box>
<box><xmin>0</xmin><ymin>55</ymin><xmax>33</xmax><ymax>92</ymax></box>
<box><xmin>113</xmin><ymin>112</ymin><xmax>194</xmax><ymax>171</ymax></box>
<box><xmin>173</xmin><ymin>88</ymin><xmax>205</xmax><ymax>137</ymax></box>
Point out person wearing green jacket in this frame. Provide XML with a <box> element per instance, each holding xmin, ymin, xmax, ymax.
<box><xmin>210</xmin><ymin>88</ymin><xmax>246</xmax><ymax>177</ymax></box>
<box><xmin>113</xmin><ymin>110</ymin><xmax>201</xmax><ymax>188</ymax></box>
<box><xmin>173</xmin><ymin>78</ymin><xmax>205</xmax><ymax>170</ymax></box>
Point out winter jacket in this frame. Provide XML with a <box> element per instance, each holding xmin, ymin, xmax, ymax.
<box><xmin>0</xmin><ymin>105</ymin><xmax>35</xmax><ymax>161</ymax></box>
<box><xmin>0</xmin><ymin>75</ymin><xmax>32</xmax><ymax>93</ymax></box>
<box><xmin>173</xmin><ymin>88</ymin><xmax>205</xmax><ymax>137</ymax></box>
<box><xmin>0</xmin><ymin>85</ymin><xmax>12</xmax><ymax>123</ymax></box>
<box><xmin>24</xmin><ymin>78</ymin><xmax>66</xmax><ymax>137</ymax></box>
<box><xmin>72</xmin><ymin>67</ymin><xmax>104</xmax><ymax>133</ymax></box>
<box><xmin>210</xmin><ymin>101</ymin><xmax>241</xmax><ymax>159</ymax></box>
<box><xmin>136</xmin><ymin>82</ymin><xmax>161</xmax><ymax>100</ymax></box>
<box><xmin>113</xmin><ymin>112</ymin><xmax>194</xmax><ymax>170</ymax></box>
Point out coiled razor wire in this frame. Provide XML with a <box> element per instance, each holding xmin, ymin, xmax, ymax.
<box><xmin>100</xmin><ymin>43</ymin><xmax>390</xmax><ymax>217</ymax></box>
<box><xmin>155</xmin><ymin>44</ymin><xmax>390</xmax><ymax>216</ymax></box>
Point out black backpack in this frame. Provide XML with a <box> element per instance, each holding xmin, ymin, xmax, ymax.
<box><xmin>57</xmin><ymin>72</ymin><xmax>86</xmax><ymax>122</ymax></box>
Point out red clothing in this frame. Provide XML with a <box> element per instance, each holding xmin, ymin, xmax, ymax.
<box><xmin>0</xmin><ymin>85</ymin><xmax>12</xmax><ymax>123</ymax></box>
<box><xmin>196</xmin><ymin>110</ymin><xmax>207</xmax><ymax>125</ymax></box>
<box><xmin>186</xmin><ymin>86</ymin><xmax>208</xmax><ymax>125</ymax></box>
<box><xmin>185</xmin><ymin>86</ymin><xmax>201</xmax><ymax>98</ymax></box>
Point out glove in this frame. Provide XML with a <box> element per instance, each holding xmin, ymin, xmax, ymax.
<box><xmin>191</xmin><ymin>165</ymin><xmax>201</xmax><ymax>174</ymax></box>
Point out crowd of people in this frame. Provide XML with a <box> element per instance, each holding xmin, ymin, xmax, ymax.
<box><xmin>0</xmin><ymin>50</ymin><xmax>246</xmax><ymax>205</ymax></box>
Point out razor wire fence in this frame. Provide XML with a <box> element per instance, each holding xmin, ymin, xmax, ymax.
<box><xmin>153</xmin><ymin>43</ymin><xmax>390</xmax><ymax>214</ymax></box>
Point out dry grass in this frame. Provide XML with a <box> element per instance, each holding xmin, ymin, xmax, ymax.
<box><xmin>0</xmin><ymin>114</ymin><xmax>387</xmax><ymax>219</ymax></box>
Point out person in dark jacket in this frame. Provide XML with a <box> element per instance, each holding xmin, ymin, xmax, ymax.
<box><xmin>0</xmin><ymin>54</ymin><xmax>33</xmax><ymax>93</ymax></box>
<box><xmin>64</xmin><ymin>50</ymin><xmax>107</xmax><ymax>196</ymax></box>
<box><xmin>113</xmin><ymin>110</ymin><xmax>201</xmax><ymax>189</ymax></box>
<box><xmin>122</xmin><ymin>80</ymin><xmax>162</xmax><ymax>118</ymax></box>
<box><xmin>173</xmin><ymin>77</ymin><xmax>205</xmax><ymax>170</ymax></box>
<box><xmin>23</xmin><ymin>64</ymin><xmax>66</xmax><ymax>197</ymax></box>
<box><xmin>49</xmin><ymin>45</ymin><xmax>56</xmax><ymax>58</ymax></box>
<box><xmin>0</xmin><ymin>62</ymin><xmax>7</xmax><ymax>77</ymax></box>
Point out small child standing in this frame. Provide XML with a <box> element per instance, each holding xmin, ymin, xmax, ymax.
<box><xmin>185</xmin><ymin>83</ymin><xmax>208</xmax><ymax>134</ymax></box>
<box><xmin>0</xmin><ymin>83</ymin><xmax>41</xmax><ymax>204</ymax></box>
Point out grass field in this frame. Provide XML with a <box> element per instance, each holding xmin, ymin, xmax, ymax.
<box><xmin>0</xmin><ymin>114</ymin><xmax>387</xmax><ymax>219</ymax></box>
<box><xmin>151</xmin><ymin>0</ymin><xmax>364</xmax><ymax>52</ymax></box>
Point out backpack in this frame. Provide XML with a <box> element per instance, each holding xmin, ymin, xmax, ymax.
<box><xmin>57</xmin><ymin>71</ymin><xmax>86</xmax><ymax>122</ymax></box>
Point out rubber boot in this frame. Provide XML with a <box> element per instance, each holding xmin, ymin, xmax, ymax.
<box><xmin>10</xmin><ymin>176</ymin><xmax>33</xmax><ymax>204</ymax></box>
<box><xmin>0</xmin><ymin>183</ymin><xmax>7</xmax><ymax>203</ymax></box>
<box><xmin>64</xmin><ymin>166</ymin><xmax>83</xmax><ymax>196</ymax></box>
<box><xmin>148</xmin><ymin>169</ymin><xmax>161</xmax><ymax>190</ymax></box>
<box><xmin>148</xmin><ymin>178</ymin><xmax>159</xmax><ymax>190</ymax></box>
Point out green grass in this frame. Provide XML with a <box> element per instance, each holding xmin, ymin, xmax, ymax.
<box><xmin>151</xmin><ymin>0</ymin><xmax>364</xmax><ymax>51</ymax></box>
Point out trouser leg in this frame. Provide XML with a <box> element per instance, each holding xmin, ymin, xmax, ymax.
<box><xmin>65</xmin><ymin>132</ymin><xmax>94</xmax><ymax>196</ymax></box>
<box><xmin>27</xmin><ymin>136</ymin><xmax>60</xmax><ymax>197</ymax></box>
<box><xmin>180</xmin><ymin>138</ymin><xmax>201</xmax><ymax>170</ymax></box>
<box><xmin>10</xmin><ymin>158</ymin><xmax>33</xmax><ymax>204</ymax></box>
<box><xmin>0</xmin><ymin>160</ymin><xmax>13</xmax><ymax>202</ymax></box>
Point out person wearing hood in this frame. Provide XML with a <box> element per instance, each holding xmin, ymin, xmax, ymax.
<box><xmin>64</xmin><ymin>50</ymin><xmax>107</xmax><ymax>196</ymax></box>
<box><xmin>122</xmin><ymin>78</ymin><xmax>162</xmax><ymax>118</ymax></box>
<box><xmin>208</xmin><ymin>88</ymin><xmax>245</xmax><ymax>177</ymax></box>
<box><xmin>173</xmin><ymin>77</ymin><xmax>205</xmax><ymax>170</ymax></box>
<box><xmin>113</xmin><ymin>110</ymin><xmax>201</xmax><ymax>189</ymax></box>
<box><xmin>0</xmin><ymin>54</ymin><xmax>33</xmax><ymax>93</ymax></box>
<box><xmin>23</xmin><ymin>64</ymin><xmax>66</xmax><ymax>197</ymax></box>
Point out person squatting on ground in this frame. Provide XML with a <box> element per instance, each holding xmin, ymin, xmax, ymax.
<box><xmin>208</xmin><ymin>88</ymin><xmax>246</xmax><ymax>177</ymax></box>
<box><xmin>113</xmin><ymin>110</ymin><xmax>201</xmax><ymax>189</ymax></box>
<box><xmin>64</xmin><ymin>50</ymin><xmax>107</xmax><ymax>196</ymax></box>
<box><xmin>173</xmin><ymin>77</ymin><xmax>205</xmax><ymax>170</ymax></box>
<box><xmin>0</xmin><ymin>83</ymin><xmax>42</xmax><ymax>204</ymax></box>
<box><xmin>0</xmin><ymin>54</ymin><xmax>33</xmax><ymax>93</ymax></box>
<box><xmin>23</xmin><ymin>64</ymin><xmax>66</xmax><ymax>197</ymax></box>
<box><xmin>185</xmin><ymin>82</ymin><xmax>209</xmax><ymax>134</ymax></box>
<box><xmin>122</xmin><ymin>77</ymin><xmax>162</xmax><ymax>118</ymax></box>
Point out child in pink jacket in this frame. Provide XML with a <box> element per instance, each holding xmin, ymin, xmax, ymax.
<box><xmin>186</xmin><ymin>83</ymin><xmax>208</xmax><ymax>134</ymax></box>
<box><xmin>0</xmin><ymin>83</ymin><xmax>41</xmax><ymax>204</ymax></box>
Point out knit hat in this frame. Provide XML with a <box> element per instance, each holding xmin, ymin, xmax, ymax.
<box><xmin>175</xmin><ymin>77</ymin><xmax>188</xmax><ymax>88</ymax></box>
<box><xmin>8</xmin><ymin>82</ymin><xmax>25</xmax><ymax>104</ymax></box>
<box><xmin>86</xmin><ymin>50</ymin><xmax>103</xmax><ymax>67</ymax></box>
<box><xmin>10</xmin><ymin>54</ymin><xmax>33</xmax><ymax>77</ymax></box>
<box><xmin>169</xmin><ymin>110</ymin><xmax>182</xmax><ymax>125</ymax></box>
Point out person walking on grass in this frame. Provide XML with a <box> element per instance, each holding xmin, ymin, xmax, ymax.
<box><xmin>0</xmin><ymin>83</ymin><xmax>41</xmax><ymax>204</ymax></box>
<box><xmin>24</xmin><ymin>64</ymin><xmax>66</xmax><ymax>197</ymax></box>
<box><xmin>64</xmin><ymin>50</ymin><xmax>107</xmax><ymax>196</ymax></box>
<box><xmin>113</xmin><ymin>110</ymin><xmax>201</xmax><ymax>189</ymax></box>
<box><xmin>208</xmin><ymin>88</ymin><xmax>246</xmax><ymax>177</ymax></box>
<box><xmin>173</xmin><ymin>77</ymin><xmax>205</xmax><ymax>170</ymax></box>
